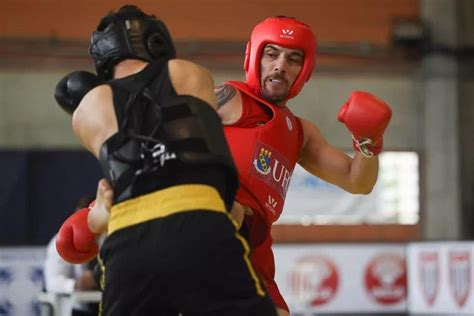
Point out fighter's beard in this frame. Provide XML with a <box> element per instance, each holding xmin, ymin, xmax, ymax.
<box><xmin>261</xmin><ymin>74</ymin><xmax>289</xmax><ymax>105</ymax></box>
<box><xmin>261</xmin><ymin>88</ymin><xmax>287</xmax><ymax>105</ymax></box>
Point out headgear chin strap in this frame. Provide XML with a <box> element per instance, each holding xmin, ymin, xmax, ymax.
<box><xmin>244</xmin><ymin>16</ymin><xmax>317</xmax><ymax>101</ymax></box>
<box><xmin>89</xmin><ymin>5</ymin><xmax>176</xmax><ymax>80</ymax></box>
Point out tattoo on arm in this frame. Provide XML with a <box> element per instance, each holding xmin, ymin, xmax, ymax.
<box><xmin>214</xmin><ymin>84</ymin><xmax>236</xmax><ymax>108</ymax></box>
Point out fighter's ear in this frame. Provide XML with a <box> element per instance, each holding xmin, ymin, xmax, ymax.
<box><xmin>147</xmin><ymin>33</ymin><xmax>171</xmax><ymax>59</ymax></box>
<box><xmin>243</xmin><ymin>41</ymin><xmax>251</xmax><ymax>71</ymax></box>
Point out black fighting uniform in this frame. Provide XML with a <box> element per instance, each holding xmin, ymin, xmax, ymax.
<box><xmin>97</xmin><ymin>60</ymin><xmax>277</xmax><ymax>316</ymax></box>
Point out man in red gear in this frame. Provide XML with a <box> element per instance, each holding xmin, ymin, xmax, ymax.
<box><xmin>215</xmin><ymin>16</ymin><xmax>392</xmax><ymax>316</ymax></box>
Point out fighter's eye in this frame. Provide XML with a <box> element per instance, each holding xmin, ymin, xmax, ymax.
<box><xmin>289</xmin><ymin>55</ymin><xmax>303</xmax><ymax>65</ymax></box>
<box><xmin>264</xmin><ymin>51</ymin><xmax>277</xmax><ymax>58</ymax></box>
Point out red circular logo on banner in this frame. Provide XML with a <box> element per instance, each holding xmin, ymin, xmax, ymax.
<box><xmin>365</xmin><ymin>253</ymin><xmax>407</xmax><ymax>305</ymax></box>
<box><xmin>289</xmin><ymin>255</ymin><xmax>339</xmax><ymax>306</ymax></box>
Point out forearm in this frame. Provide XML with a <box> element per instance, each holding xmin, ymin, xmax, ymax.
<box><xmin>88</xmin><ymin>178</ymin><xmax>114</xmax><ymax>234</ymax></box>
<box><xmin>348</xmin><ymin>153</ymin><xmax>379</xmax><ymax>194</ymax></box>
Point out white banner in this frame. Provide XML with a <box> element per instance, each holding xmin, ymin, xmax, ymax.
<box><xmin>3</xmin><ymin>242</ymin><xmax>473</xmax><ymax>315</ymax></box>
<box><xmin>407</xmin><ymin>242</ymin><xmax>474</xmax><ymax>314</ymax></box>
<box><xmin>279</xmin><ymin>152</ymin><xmax>420</xmax><ymax>225</ymax></box>
<box><xmin>281</xmin><ymin>165</ymin><xmax>382</xmax><ymax>224</ymax></box>
<box><xmin>274</xmin><ymin>243</ymin><xmax>407</xmax><ymax>313</ymax></box>
<box><xmin>0</xmin><ymin>247</ymin><xmax>46</xmax><ymax>316</ymax></box>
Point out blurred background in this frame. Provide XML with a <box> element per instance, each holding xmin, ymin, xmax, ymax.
<box><xmin>0</xmin><ymin>0</ymin><xmax>473</xmax><ymax>315</ymax></box>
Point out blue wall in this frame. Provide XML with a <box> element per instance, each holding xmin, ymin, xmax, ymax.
<box><xmin>0</xmin><ymin>150</ymin><xmax>102</xmax><ymax>246</ymax></box>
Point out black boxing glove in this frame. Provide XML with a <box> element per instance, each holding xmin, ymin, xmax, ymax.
<box><xmin>55</xmin><ymin>71</ymin><xmax>101</xmax><ymax>115</ymax></box>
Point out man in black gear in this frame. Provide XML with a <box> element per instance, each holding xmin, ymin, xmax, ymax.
<box><xmin>54</xmin><ymin>5</ymin><xmax>277</xmax><ymax>316</ymax></box>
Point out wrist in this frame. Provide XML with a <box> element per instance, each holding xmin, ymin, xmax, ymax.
<box><xmin>351</xmin><ymin>135</ymin><xmax>383</xmax><ymax>157</ymax></box>
<box><xmin>88</xmin><ymin>204</ymin><xmax>109</xmax><ymax>234</ymax></box>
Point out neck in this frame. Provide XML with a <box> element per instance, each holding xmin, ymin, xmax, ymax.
<box><xmin>114</xmin><ymin>59</ymin><xmax>148</xmax><ymax>79</ymax></box>
<box><xmin>263</xmin><ymin>96</ymin><xmax>287</xmax><ymax>107</ymax></box>
<box><xmin>274</xmin><ymin>100</ymin><xmax>287</xmax><ymax>107</ymax></box>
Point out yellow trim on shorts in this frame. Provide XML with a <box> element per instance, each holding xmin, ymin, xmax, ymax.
<box><xmin>108</xmin><ymin>184</ymin><xmax>226</xmax><ymax>235</ymax></box>
<box><xmin>233</xmin><ymin>227</ymin><xmax>266</xmax><ymax>297</ymax></box>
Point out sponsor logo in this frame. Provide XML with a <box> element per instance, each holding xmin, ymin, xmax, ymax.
<box><xmin>265</xmin><ymin>195</ymin><xmax>278</xmax><ymax>214</ymax></box>
<box><xmin>137</xmin><ymin>142</ymin><xmax>177</xmax><ymax>175</ymax></box>
<box><xmin>253</xmin><ymin>148</ymin><xmax>272</xmax><ymax>175</ymax></box>
<box><xmin>288</xmin><ymin>255</ymin><xmax>339</xmax><ymax>306</ymax></box>
<box><xmin>365</xmin><ymin>254</ymin><xmax>407</xmax><ymax>305</ymax></box>
<box><xmin>268</xmin><ymin>195</ymin><xmax>277</xmax><ymax>208</ymax></box>
<box><xmin>449</xmin><ymin>250</ymin><xmax>471</xmax><ymax>307</ymax></box>
<box><xmin>251</xmin><ymin>142</ymin><xmax>293</xmax><ymax>200</ymax></box>
<box><xmin>281</xmin><ymin>29</ymin><xmax>295</xmax><ymax>39</ymax></box>
<box><xmin>419</xmin><ymin>251</ymin><xmax>439</xmax><ymax>306</ymax></box>
<box><xmin>149</xmin><ymin>143</ymin><xmax>177</xmax><ymax>167</ymax></box>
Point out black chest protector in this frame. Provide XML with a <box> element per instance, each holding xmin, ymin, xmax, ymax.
<box><xmin>99</xmin><ymin>60</ymin><xmax>238</xmax><ymax>210</ymax></box>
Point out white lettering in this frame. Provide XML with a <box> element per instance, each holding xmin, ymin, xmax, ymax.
<box><xmin>272</xmin><ymin>160</ymin><xmax>284</xmax><ymax>182</ymax></box>
<box><xmin>151</xmin><ymin>144</ymin><xmax>165</xmax><ymax>157</ymax></box>
<box><xmin>281</xmin><ymin>169</ymin><xmax>291</xmax><ymax>192</ymax></box>
<box><xmin>160</xmin><ymin>152</ymin><xmax>177</xmax><ymax>166</ymax></box>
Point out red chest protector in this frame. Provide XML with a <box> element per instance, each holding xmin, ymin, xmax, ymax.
<box><xmin>224</xmin><ymin>81</ymin><xmax>303</xmax><ymax>232</ymax></box>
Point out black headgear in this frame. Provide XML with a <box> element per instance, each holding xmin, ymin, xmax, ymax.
<box><xmin>89</xmin><ymin>5</ymin><xmax>176</xmax><ymax>80</ymax></box>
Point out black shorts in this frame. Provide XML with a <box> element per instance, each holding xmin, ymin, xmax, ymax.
<box><xmin>98</xmin><ymin>187</ymin><xmax>276</xmax><ymax>316</ymax></box>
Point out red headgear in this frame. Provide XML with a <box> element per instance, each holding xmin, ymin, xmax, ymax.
<box><xmin>244</xmin><ymin>16</ymin><xmax>317</xmax><ymax>100</ymax></box>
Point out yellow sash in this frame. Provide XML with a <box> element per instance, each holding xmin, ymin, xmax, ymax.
<box><xmin>108</xmin><ymin>184</ymin><xmax>225</xmax><ymax>235</ymax></box>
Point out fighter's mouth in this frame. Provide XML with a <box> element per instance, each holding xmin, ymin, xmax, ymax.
<box><xmin>267</xmin><ymin>77</ymin><xmax>287</xmax><ymax>84</ymax></box>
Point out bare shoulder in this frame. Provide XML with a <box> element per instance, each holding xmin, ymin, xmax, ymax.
<box><xmin>298</xmin><ymin>117</ymin><xmax>325</xmax><ymax>150</ymax></box>
<box><xmin>74</xmin><ymin>85</ymin><xmax>112</xmax><ymax>120</ymax></box>
<box><xmin>168</xmin><ymin>59</ymin><xmax>215</xmax><ymax>106</ymax></box>
<box><xmin>72</xmin><ymin>84</ymin><xmax>116</xmax><ymax>156</ymax></box>
<box><xmin>169</xmin><ymin>58</ymin><xmax>210</xmax><ymax>72</ymax></box>
<box><xmin>81</xmin><ymin>84</ymin><xmax>112</xmax><ymax>103</ymax></box>
<box><xmin>168</xmin><ymin>59</ymin><xmax>213</xmax><ymax>89</ymax></box>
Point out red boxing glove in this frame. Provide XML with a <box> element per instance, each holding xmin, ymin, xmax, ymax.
<box><xmin>56</xmin><ymin>207</ymin><xmax>99</xmax><ymax>264</ymax></box>
<box><xmin>337</xmin><ymin>91</ymin><xmax>392</xmax><ymax>157</ymax></box>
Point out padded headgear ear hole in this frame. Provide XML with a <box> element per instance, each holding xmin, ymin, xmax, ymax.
<box><xmin>147</xmin><ymin>33</ymin><xmax>168</xmax><ymax>58</ymax></box>
<box><xmin>244</xmin><ymin>41</ymin><xmax>251</xmax><ymax>71</ymax></box>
